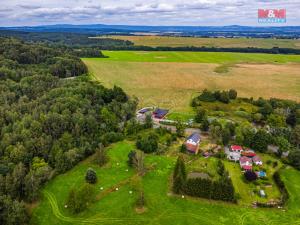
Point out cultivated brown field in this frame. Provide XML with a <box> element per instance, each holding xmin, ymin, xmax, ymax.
<box><xmin>84</xmin><ymin>59</ymin><xmax>300</xmax><ymax>111</ymax></box>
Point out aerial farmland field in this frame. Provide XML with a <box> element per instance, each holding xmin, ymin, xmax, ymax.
<box><xmin>98</xmin><ymin>35</ymin><xmax>300</xmax><ymax>49</ymax></box>
<box><xmin>83</xmin><ymin>51</ymin><xmax>300</xmax><ymax>112</ymax></box>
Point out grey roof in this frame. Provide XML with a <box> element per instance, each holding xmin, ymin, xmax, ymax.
<box><xmin>187</xmin><ymin>133</ymin><xmax>201</xmax><ymax>142</ymax></box>
<box><xmin>139</xmin><ymin>108</ymin><xmax>149</xmax><ymax>114</ymax></box>
<box><xmin>153</xmin><ymin>108</ymin><xmax>169</xmax><ymax>118</ymax></box>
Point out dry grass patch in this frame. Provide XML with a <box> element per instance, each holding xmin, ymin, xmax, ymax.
<box><xmin>84</xmin><ymin>59</ymin><xmax>300</xmax><ymax>111</ymax></box>
<box><xmin>100</xmin><ymin>35</ymin><xmax>300</xmax><ymax>49</ymax></box>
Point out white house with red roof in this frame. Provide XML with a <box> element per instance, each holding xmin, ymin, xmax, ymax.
<box><xmin>230</xmin><ymin>145</ymin><xmax>243</xmax><ymax>153</ymax></box>
<box><xmin>227</xmin><ymin>145</ymin><xmax>243</xmax><ymax>161</ymax></box>
<box><xmin>239</xmin><ymin>156</ymin><xmax>252</xmax><ymax>170</ymax></box>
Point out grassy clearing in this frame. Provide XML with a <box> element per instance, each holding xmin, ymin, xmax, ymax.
<box><xmin>31</xmin><ymin>141</ymin><xmax>300</xmax><ymax>225</ymax></box>
<box><xmin>83</xmin><ymin>53</ymin><xmax>300</xmax><ymax>112</ymax></box>
<box><xmin>99</xmin><ymin>35</ymin><xmax>300</xmax><ymax>49</ymax></box>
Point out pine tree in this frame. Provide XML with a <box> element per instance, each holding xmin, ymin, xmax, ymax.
<box><xmin>173</xmin><ymin>156</ymin><xmax>186</xmax><ymax>194</ymax></box>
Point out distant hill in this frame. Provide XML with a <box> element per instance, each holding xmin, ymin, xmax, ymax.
<box><xmin>1</xmin><ymin>24</ymin><xmax>300</xmax><ymax>38</ymax></box>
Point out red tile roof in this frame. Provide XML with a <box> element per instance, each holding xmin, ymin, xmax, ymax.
<box><xmin>240</xmin><ymin>156</ymin><xmax>252</xmax><ymax>163</ymax></box>
<box><xmin>242</xmin><ymin>165</ymin><xmax>252</xmax><ymax>170</ymax></box>
<box><xmin>231</xmin><ymin>145</ymin><xmax>243</xmax><ymax>151</ymax></box>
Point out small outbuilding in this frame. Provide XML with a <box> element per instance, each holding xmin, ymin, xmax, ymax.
<box><xmin>259</xmin><ymin>190</ymin><xmax>266</xmax><ymax>198</ymax></box>
<box><xmin>252</xmin><ymin>156</ymin><xmax>263</xmax><ymax>166</ymax></box>
<box><xmin>256</xmin><ymin>171</ymin><xmax>266</xmax><ymax>178</ymax></box>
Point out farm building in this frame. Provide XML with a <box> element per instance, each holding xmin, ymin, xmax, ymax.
<box><xmin>185</xmin><ymin>133</ymin><xmax>201</xmax><ymax>154</ymax></box>
<box><xmin>252</xmin><ymin>156</ymin><xmax>263</xmax><ymax>165</ymax></box>
<box><xmin>239</xmin><ymin>156</ymin><xmax>252</xmax><ymax>170</ymax></box>
<box><xmin>153</xmin><ymin>108</ymin><xmax>169</xmax><ymax>119</ymax></box>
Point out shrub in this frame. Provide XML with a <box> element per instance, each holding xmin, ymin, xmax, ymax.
<box><xmin>85</xmin><ymin>168</ymin><xmax>97</xmax><ymax>184</ymax></box>
<box><xmin>195</xmin><ymin>107</ymin><xmax>207</xmax><ymax>123</ymax></box>
<box><xmin>198</xmin><ymin>89</ymin><xmax>216</xmax><ymax>102</ymax></box>
<box><xmin>136</xmin><ymin>132</ymin><xmax>159</xmax><ymax>153</ymax></box>
<box><xmin>244</xmin><ymin>171</ymin><xmax>257</xmax><ymax>182</ymax></box>
<box><xmin>180</xmin><ymin>144</ymin><xmax>187</xmax><ymax>153</ymax></box>
<box><xmin>273</xmin><ymin>171</ymin><xmax>289</xmax><ymax>205</ymax></box>
<box><xmin>234</xmin><ymin>111</ymin><xmax>251</xmax><ymax>119</ymax></box>
<box><xmin>66</xmin><ymin>184</ymin><xmax>95</xmax><ymax>213</ymax></box>
<box><xmin>219</xmin><ymin>91</ymin><xmax>230</xmax><ymax>104</ymax></box>
<box><xmin>201</xmin><ymin>117</ymin><xmax>210</xmax><ymax>132</ymax></box>
<box><xmin>229</xmin><ymin>89</ymin><xmax>238</xmax><ymax>99</ymax></box>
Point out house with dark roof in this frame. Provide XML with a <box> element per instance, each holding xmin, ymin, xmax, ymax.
<box><xmin>185</xmin><ymin>133</ymin><xmax>201</xmax><ymax>154</ymax></box>
<box><xmin>239</xmin><ymin>156</ymin><xmax>252</xmax><ymax>170</ymax></box>
<box><xmin>153</xmin><ymin>108</ymin><xmax>169</xmax><ymax>119</ymax></box>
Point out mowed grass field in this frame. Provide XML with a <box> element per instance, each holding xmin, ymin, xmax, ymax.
<box><xmin>83</xmin><ymin>51</ymin><xmax>300</xmax><ymax>112</ymax></box>
<box><xmin>99</xmin><ymin>35</ymin><xmax>300</xmax><ymax>49</ymax></box>
<box><xmin>31</xmin><ymin>141</ymin><xmax>300</xmax><ymax>225</ymax></box>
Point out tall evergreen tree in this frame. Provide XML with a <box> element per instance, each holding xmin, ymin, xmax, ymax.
<box><xmin>173</xmin><ymin>156</ymin><xmax>186</xmax><ymax>194</ymax></box>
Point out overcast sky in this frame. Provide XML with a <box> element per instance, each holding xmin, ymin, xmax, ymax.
<box><xmin>0</xmin><ymin>0</ymin><xmax>299</xmax><ymax>27</ymax></box>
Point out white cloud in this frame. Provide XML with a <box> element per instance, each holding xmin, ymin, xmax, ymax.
<box><xmin>0</xmin><ymin>0</ymin><xmax>299</xmax><ymax>26</ymax></box>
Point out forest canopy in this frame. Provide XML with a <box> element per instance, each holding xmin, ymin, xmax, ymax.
<box><xmin>0</xmin><ymin>37</ymin><xmax>136</xmax><ymax>225</ymax></box>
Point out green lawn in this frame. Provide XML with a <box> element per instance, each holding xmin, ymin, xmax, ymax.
<box><xmin>31</xmin><ymin>141</ymin><xmax>300</xmax><ymax>225</ymax></box>
<box><xmin>89</xmin><ymin>51</ymin><xmax>300</xmax><ymax>64</ymax></box>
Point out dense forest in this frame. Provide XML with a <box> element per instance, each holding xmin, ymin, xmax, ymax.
<box><xmin>0</xmin><ymin>30</ymin><xmax>133</xmax><ymax>49</ymax></box>
<box><xmin>0</xmin><ymin>38</ymin><xmax>137</xmax><ymax>225</ymax></box>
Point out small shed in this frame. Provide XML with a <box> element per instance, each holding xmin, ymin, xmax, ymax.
<box><xmin>252</xmin><ymin>155</ymin><xmax>263</xmax><ymax>166</ymax></box>
<box><xmin>259</xmin><ymin>190</ymin><xmax>266</xmax><ymax>198</ymax></box>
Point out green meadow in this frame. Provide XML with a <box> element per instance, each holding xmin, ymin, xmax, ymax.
<box><xmin>31</xmin><ymin>141</ymin><xmax>300</xmax><ymax>225</ymax></box>
<box><xmin>94</xmin><ymin>51</ymin><xmax>300</xmax><ymax>64</ymax></box>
